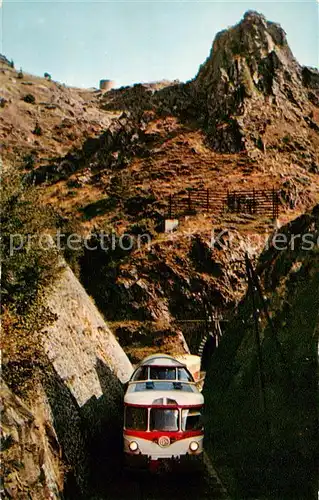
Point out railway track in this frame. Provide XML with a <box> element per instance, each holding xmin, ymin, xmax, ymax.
<box><xmin>96</xmin><ymin>454</ymin><xmax>229</xmax><ymax>499</ymax></box>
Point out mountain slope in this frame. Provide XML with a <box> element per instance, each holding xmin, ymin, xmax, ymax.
<box><xmin>2</xmin><ymin>11</ymin><xmax>318</xmax><ymax>363</ymax></box>
<box><xmin>0</xmin><ymin>57</ymin><xmax>119</xmax><ymax>168</ymax></box>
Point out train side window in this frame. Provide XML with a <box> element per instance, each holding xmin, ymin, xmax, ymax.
<box><xmin>181</xmin><ymin>409</ymin><xmax>203</xmax><ymax>431</ymax></box>
<box><xmin>125</xmin><ymin>406</ymin><xmax>148</xmax><ymax>430</ymax></box>
<box><xmin>132</xmin><ymin>366</ymin><xmax>149</xmax><ymax>381</ymax></box>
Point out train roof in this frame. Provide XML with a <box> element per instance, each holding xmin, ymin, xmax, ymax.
<box><xmin>124</xmin><ymin>381</ymin><xmax>204</xmax><ymax>406</ymax></box>
<box><xmin>136</xmin><ymin>354</ymin><xmax>186</xmax><ymax>368</ymax></box>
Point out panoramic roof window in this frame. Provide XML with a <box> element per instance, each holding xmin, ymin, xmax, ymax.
<box><xmin>177</xmin><ymin>368</ymin><xmax>193</xmax><ymax>382</ymax></box>
<box><xmin>152</xmin><ymin>398</ymin><xmax>177</xmax><ymax>405</ymax></box>
<box><xmin>149</xmin><ymin>367</ymin><xmax>176</xmax><ymax>380</ymax></box>
<box><xmin>132</xmin><ymin>366</ymin><xmax>148</xmax><ymax>381</ymax></box>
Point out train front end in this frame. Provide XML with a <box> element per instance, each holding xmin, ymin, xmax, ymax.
<box><xmin>123</xmin><ymin>355</ymin><xmax>204</xmax><ymax>472</ymax></box>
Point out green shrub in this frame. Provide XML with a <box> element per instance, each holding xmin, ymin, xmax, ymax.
<box><xmin>23</xmin><ymin>93</ymin><xmax>36</xmax><ymax>104</ymax></box>
<box><xmin>282</xmin><ymin>134</ymin><xmax>291</xmax><ymax>144</ymax></box>
<box><xmin>1</xmin><ymin>172</ymin><xmax>61</xmax><ymax>393</ymax></box>
<box><xmin>23</xmin><ymin>153</ymin><xmax>36</xmax><ymax>170</ymax></box>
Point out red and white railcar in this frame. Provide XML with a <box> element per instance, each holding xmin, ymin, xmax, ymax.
<box><xmin>123</xmin><ymin>354</ymin><xmax>204</xmax><ymax>471</ymax></box>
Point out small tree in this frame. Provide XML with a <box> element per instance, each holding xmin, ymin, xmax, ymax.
<box><xmin>10</xmin><ymin>60</ymin><xmax>14</xmax><ymax>69</ymax></box>
<box><xmin>23</xmin><ymin>153</ymin><xmax>36</xmax><ymax>170</ymax></box>
<box><xmin>33</xmin><ymin>122</ymin><xmax>42</xmax><ymax>136</ymax></box>
<box><xmin>44</xmin><ymin>72</ymin><xmax>51</xmax><ymax>81</ymax></box>
<box><xmin>17</xmin><ymin>67</ymin><xmax>23</xmax><ymax>79</ymax></box>
<box><xmin>1</xmin><ymin>172</ymin><xmax>60</xmax><ymax>394</ymax></box>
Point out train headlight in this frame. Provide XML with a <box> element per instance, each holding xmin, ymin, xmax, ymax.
<box><xmin>189</xmin><ymin>441</ymin><xmax>199</xmax><ymax>452</ymax></box>
<box><xmin>129</xmin><ymin>441</ymin><xmax>139</xmax><ymax>452</ymax></box>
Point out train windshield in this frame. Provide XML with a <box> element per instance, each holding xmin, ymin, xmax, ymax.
<box><xmin>125</xmin><ymin>406</ymin><xmax>148</xmax><ymax>430</ymax></box>
<box><xmin>181</xmin><ymin>409</ymin><xmax>203</xmax><ymax>431</ymax></box>
<box><xmin>150</xmin><ymin>409</ymin><xmax>179</xmax><ymax>431</ymax></box>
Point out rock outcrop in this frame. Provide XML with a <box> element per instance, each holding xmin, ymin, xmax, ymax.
<box><xmin>26</xmin><ymin>11</ymin><xmax>319</xmax><ymax>195</ymax></box>
<box><xmin>0</xmin><ymin>58</ymin><xmax>118</xmax><ymax>169</ymax></box>
<box><xmin>1</xmin><ymin>381</ymin><xmax>63</xmax><ymax>499</ymax></box>
<box><xmin>192</xmin><ymin>11</ymin><xmax>317</xmax><ymax>160</ymax></box>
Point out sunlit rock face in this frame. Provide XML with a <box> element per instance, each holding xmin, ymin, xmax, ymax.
<box><xmin>43</xmin><ymin>263</ymin><xmax>133</xmax><ymax>407</ymax></box>
<box><xmin>1</xmin><ymin>381</ymin><xmax>64</xmax><ymax>499</ymax></box>
<box><xmin>192</xmin><ymin>11</ymin><xmax>313</xmax><ymax>155</ymax></box>
<box><xmin>40</xmin><ymin>264</ymin><xmax>134</xmax><ymax>492</ymax></box>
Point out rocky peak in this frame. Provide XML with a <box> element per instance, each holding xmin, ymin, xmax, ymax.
<box><xmin>195</xmin><ymin>10</ymin><xmax>299</xmax><ymax>94</ymax></box>
<box><xmin>192</xmin><ymin>11</ymin><xmax>313</xmax><ymax>154</ymax></box>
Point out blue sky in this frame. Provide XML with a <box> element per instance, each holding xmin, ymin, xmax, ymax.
<box><xmin>0</xmin><ymin>1</ymin><xmax>318</xmax><ymax>88</ymax></box>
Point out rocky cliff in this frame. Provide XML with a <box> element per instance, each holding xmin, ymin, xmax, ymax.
<box><xmin>43</xmin><ymin>262</ymin><xmax>132</xmax><ymax>396</ymax></box>
<box><xmin>2</xmin><ymin>262</ymin><xmax>133</xmax><ymax>498</ymax></box>
<box><xmin>2</xmin><ymin>381</ymin><xmax>63</xmax><ymax>499</ymax></box>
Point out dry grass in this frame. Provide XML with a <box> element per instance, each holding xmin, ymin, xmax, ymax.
<box><xmin>0</xmin><ymin>62</ymin><xmax>118</xmax><ymax>167</ymax></box>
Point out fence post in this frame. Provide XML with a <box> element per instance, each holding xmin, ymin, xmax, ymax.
<box><xmin>225</xmin><ymin>189</ymin><xmax>229</xmax><ymax>213</ymax></box>
<box><xmin>276</xmin><ymin>192</ymin><xmax>279</xmax><ymax>218</ymax></box>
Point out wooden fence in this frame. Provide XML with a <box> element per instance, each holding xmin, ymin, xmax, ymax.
<box><xmin>167</xmin><ymin>188</ymin><xmax>280</xmax><ymax>219</ymax></box>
